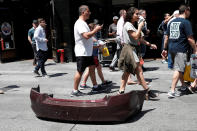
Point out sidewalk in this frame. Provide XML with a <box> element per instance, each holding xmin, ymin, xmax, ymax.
<box><xmin>0</xmin><ymin>59</ymin><xmax>197</xmax><ymax>131</ymax></box>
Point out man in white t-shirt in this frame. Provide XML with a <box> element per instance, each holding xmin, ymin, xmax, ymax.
<box><xmin>71</xmin><ymin>5</ymin><xmax>104</xmax><ymax>97</ymax></box>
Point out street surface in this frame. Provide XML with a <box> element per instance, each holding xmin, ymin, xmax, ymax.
<box><xmin>0</xmin><ymin>59</ymin><xmax>197</xmax><ymax>131</ymax></box>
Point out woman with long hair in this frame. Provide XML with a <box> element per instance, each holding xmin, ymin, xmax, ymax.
<box><xmin>118</xmin><ymin>7</ymin><xmax>157</xmax><ymax>99</ymax></box>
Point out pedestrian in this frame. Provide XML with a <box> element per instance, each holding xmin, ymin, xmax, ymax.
<box><xmin>167</xmin><ymin>10</ymin><xmax>179</xmax><ymax>69</ymax></box>
<box><xmin>71</xmin><ymin>5</ymin><xmax>105</xmax><ymax>97</ymax></box>
<box><xmin>33</xmin><ymin>18</ymin><xmax>49</xmax><ymax>78</ymax></box>
<box><xmin>127</xmin><ymin>9</ymin><xmax>151</xmax><ymax>85</ymax></box>
<box><xmin>118</xmin><ymin>7</ymin><xmax>157</xmax><ymax>99</ymax></box>
<box><xmin>80</xmin><ymin>23</ymin><xmax>112</xmax><ymax>89</ymax></box>
<box><xmin>28</xmin><ymin>20</ymin><xmax>39</xmax><ymax>66</ymax></box>
<box><xmin>108</xmin><ymin>16</ymin><xmax>118</xmax><ymax>38</ymax></box>
<box><xmin>162</xmin><ymin>5</ymin><xmax>197</xmax><ymax>98</ymax></box>
<box><xmin>108</xmin><ymin>16</ymin><xmax>119</xmax><ymax>71</ymax></box>
<box><xmin>158</xmin><ymin>13</ymin><xmax>172</xmax><ymax>64</ymax></box>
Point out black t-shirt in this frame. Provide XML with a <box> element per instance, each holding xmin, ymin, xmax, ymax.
<box><xmin>167</xmin><ymin>17</ymin><xmax>193</xmax><ymax>53</ymax></box>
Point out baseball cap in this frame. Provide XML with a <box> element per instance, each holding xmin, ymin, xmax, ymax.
<box><xmin>113</xmin><ymin>16</ymin><xmax>119</xmax><ymax>20</ymax></box>
<box><xmin>33</xmin><ymin>20</ymin><xmax>38</xmax><ymax>24</ymax></box>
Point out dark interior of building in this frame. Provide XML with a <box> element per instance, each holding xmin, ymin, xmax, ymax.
<box><xmin>1</xmin><ymin>0</ymin><xmax>196</xmax><ymax>61</ymax></box>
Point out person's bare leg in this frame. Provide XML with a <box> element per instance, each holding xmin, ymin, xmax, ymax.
<box><xmin>81</xmin><ymin>68</ymin><xmax>90</xmax><ymax>85</ymax></box>
<box><xmin>135</xmin><ymin>63</ymin><xmax>149</xmax><ymax>90</ymax></box>
<box><xmin>191</xmin><ymin>79</ymin><xmax>197</xmax><ymax>87</ymax></box>
<box><xmin>97</xmin><ymin>64</ymin><xmax>105</xmax><ymax>83</ymax></box>
<box><xmin>89</xmin><ymin>65</ymin><xmax>97</xmax><ymax>86</ymax></box>
<box><xmin>74</xmin><ymin>71</ymin><xmax>83</xmax><ymax>90</ymax></box>
<box><xmin>127</xmin><ymin>74</ymin><xmax>137</xmax><ymax>85</ymax></box>
<box><xmin>179</xmin><ymin>72</ymin><xmax>187</xmax><ymax>87</ymax></box>
<box><xmin>119</xmin><ymin>72</ymin><xmax>130</xmax><ymax>92</ymax></box>
<box><xmin>170</xmin><ymin>71</ymin><xmax>180</xmax><ymax>92</ymax></box>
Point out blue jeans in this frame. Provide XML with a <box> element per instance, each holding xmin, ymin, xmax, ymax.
<box><xmin>168</xmin><ymin>52</ymin><xmax>173</xmax><ymax>69</ymax></box>
<box><xmin>35</xmin><ymin>50</ymin><xmax>48</xmax><ymax>74</ymax></box>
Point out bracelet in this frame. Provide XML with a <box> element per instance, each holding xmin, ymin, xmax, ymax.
<box><xmin>163</xmin><ymin>48</ymin><xmax>167</xmax><ymax>51</ymax></box>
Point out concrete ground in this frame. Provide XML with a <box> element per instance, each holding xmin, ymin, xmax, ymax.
<box><xmin>0</xmin><ymin>59</ymin><xmax>197</xmax><ymax>131</ymax></box>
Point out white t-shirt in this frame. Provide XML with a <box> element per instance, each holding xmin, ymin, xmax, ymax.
<box><xmin>74</xmin><ymin>19</ymin><xmax>93</xmax><ymax>56</ymax></box>
<box><xmin>116</xmin><ymin>16</ymin><xmax>124</xmax><ymax>44</ymax></box>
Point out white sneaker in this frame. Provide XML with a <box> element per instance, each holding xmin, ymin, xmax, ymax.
<box><xmin>161</xmin><ymin>60</ymin><xmax>168</xmax><ymax>64</ymax></box>
<box><xmin>167</xmin><ymin>90</ymin><xmax>181</xmax><ymax>98</ymax></box>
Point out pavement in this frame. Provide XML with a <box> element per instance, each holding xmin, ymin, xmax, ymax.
<box><xmin>0</xmin><ymin>59</ymin><xmax>197</xmax><ymax>131</ymax></box>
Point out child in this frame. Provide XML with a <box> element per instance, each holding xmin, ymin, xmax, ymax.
<box><xmin>80</xmin><ymin>23</ymin><xmax>112</xmax><ymax>89</ymax></box>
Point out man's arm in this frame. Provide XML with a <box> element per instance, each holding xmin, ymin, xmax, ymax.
<box><xmin>34</xmin><ymin>28</ymin><xmax>47</xmax><ymax>43</ymax></box>
<box><xmin>28</xmin><ymin>36</ymin><xmax>32</xmax><ymax>44</ymax></box>
<box><xmin>161</xmin><ymin>35</ymin><xmax>169</xmax><ymax>57</ymax></box>
<box><xmin>82</xmin><ymin>25</ymin><xmax>102</xmax><ymax>39</ymax></box>
<box><xmin>188</xmin><ymin>36</ymin><xmax>197</xmax><ymax>54</ymax></box>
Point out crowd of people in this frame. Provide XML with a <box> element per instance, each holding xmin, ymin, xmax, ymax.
<box><xmin>70</xmin><ymin>4</ymin><xmax>197</xmax><ymax>99</ymax></box>
<box><xmin>2</xmin><ymin>4</ymin><xmax>196</xmax><ymax>99</ymax></box>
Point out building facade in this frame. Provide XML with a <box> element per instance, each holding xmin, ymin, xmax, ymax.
<box><xmin>0</xmin><ymin>0</ymin><xmax>196</xmax><ymax>62</ymax></box>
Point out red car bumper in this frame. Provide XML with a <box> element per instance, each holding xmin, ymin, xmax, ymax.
<box><xmin>30</xmin><ymin>86</ymin><xmax>146</xmax><ymax>122</ymax></box>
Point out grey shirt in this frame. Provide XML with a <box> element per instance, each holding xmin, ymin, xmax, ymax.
<box><xmin>108</xmin><ymin>23</ymin><xmax>117</xmax><ymax>38</ymax></box>
<box><xmin>123</xmin><ymin>22</ymin><xmax>144</xmax><ymax>46</ymax></box>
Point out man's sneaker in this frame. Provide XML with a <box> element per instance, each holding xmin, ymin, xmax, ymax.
<box><xmin>70</xmin><ymin>90</ymin><xmax>86</xmax><ymax>97</ymax></box>
<box><xmin>80</xmin><ymin>84</ymin><xmax>88</xmax><ymax>90</ymax></box>
<box><xmin>33</xmin><ymin>70</ymin><xmax>40</xmax><ymax>76</ymax></box>
<box><xmin>161</xmin><ymin>60</ymin><xmax>168</xmax><ymax>64</ymax></box>
<box><xmin>167</xmin><ymin>90</ymin><xmax>181</xmax><ymax>98</ymax></box>
<box><xmin>42</xmin><ymin>73</ymin><xmax>49</xmax><ymax>78</ymax></box>
<box><xmin>101</xmin><ymin>80</ymin><xmax>112</xmax><ymax>86</ymax></box>
<box><xmin>109</xmin><ymin>66</ymin><xmax>115</xmax><ymax>71</ymax></box>
<box><xmin>188</xmin><ymin>86</ymin><xmax>197</xmax><ymax>94</ymax></box>
<box><xmin>91</xmin><ymin>85</ymin><xmax>108</xmax><ymax>93</ymax></box>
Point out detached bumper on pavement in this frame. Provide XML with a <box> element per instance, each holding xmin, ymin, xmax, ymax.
<box><xmin>30</xmin><ymin>86</ymin><xmax>146</xmax><ymax>122</ymax></box>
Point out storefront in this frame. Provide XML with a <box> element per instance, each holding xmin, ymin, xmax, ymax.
<box><xmin>0</xmin><ymin>0</ymin><xmax>195</xmax><ymax>63</ymax></box>
<box><xmin>0</xmin><ymin>1</ymin><xmax>19</xmax><ymax>62</ymax></box>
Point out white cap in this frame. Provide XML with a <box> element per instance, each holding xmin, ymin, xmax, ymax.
<box><xmin>113</xmin><ymin>16</ymin><xmax>119</xmax><ymax>20</ymax></box>
<box><xmin>173</xmin><ymin>10</ymin><xmax>179</xmax><ymax>15</ymax></box>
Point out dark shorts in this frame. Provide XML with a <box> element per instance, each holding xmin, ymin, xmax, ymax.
<box><xmin>76</xmin><ymin>56</ymin><xmax>95</xmax><ymax>72</ymax></box>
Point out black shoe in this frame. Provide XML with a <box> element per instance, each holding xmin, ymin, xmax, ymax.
<box><xmin>91</xmin><ymin>85</ymin><xmax>108</xmax><ymax>93</ymax></box>
<box><xmin>33</xmin><ymin>70</ymin><xmax>40</xmax><ymax>76</ymax></box>
<box><xmin>109</xmin><ymin>66</ymin><xmax>115</xmax><ymax>71</ymax></box>
<box><xmin>101</xmin><ymin>80</ymin><xmax>112</xmax><ymax>86</ymax></box>
<box><xmin>70</xmin><ymin>90</ymin><xmax>86</xmax><ymax>97</ymax></box>
<box><xmin>147</xmin><ymin>90</ymin><xmax>157</xmax><ymax>98</ymax></box>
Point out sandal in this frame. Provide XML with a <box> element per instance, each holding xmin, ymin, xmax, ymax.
<box><xmin>188</xmin><ymin>86</ymin><xmax>196</xmax><ymax>94</ymax></box>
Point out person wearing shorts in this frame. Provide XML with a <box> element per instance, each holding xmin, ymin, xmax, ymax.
<box><xmin>80</xmin><ymin>23</ymin><xmax>112</xmax><ymax>89</ymax></box>
<box><xmin>162</xmin><ymin>5</ymin><xmax>197</xmax><ymax>98</ymax></box>
<box><xmin>71</xmin><ymin>5</ymin><xmax>103</xmax><ymax>97</ymax></box>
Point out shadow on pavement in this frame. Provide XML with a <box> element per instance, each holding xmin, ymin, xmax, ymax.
<box><xmin>49</xmin><ymin>73</ymin><xmax>68</xmax><ymax>78</ymax></box>
<box><xmin>1</xmin><ymin>85</ymin><xmax>20</xmax><ymax>92</ymax></box>
<box><xmin>45</xmin><ymin>63</ymin><xmax>57</xmax><ymax>66</ymax></box>
<box><xmin>126</xmin><ymin>108</ymin><xmax>156</xmax><ymax>123</ymax></box>
<box><xmin>143</xmin><ymin>67</ymin><xmax>159</xmax><ymax>72</ymax></box>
